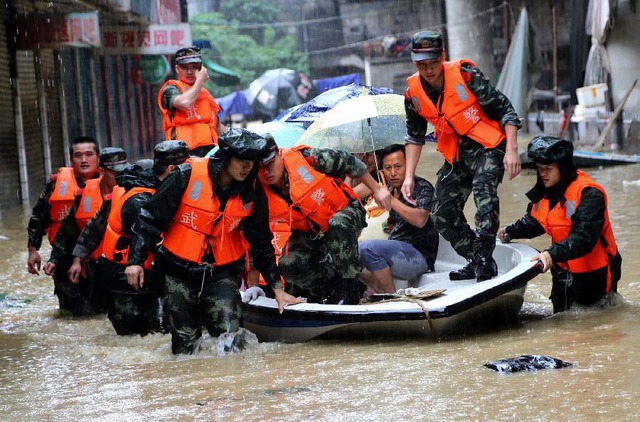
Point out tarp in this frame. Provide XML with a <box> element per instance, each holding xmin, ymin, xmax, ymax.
<box><xmin>217</xmin><ymin>91</ymin><xmax>252</xmax><ymax>120</ymax></box>
<box><xmin>496</xmin><ymin>7</ymin><xmax>529</xmax><ymax>119</ymax></box>
<box><xmin>314</xmin><ymin>73</ymin><xmax>362</xmax><ymax>93</ymax></box>
<box><xmin>202</xmin><ymin>58</ymin><xmax>241</xmax><ymax>86</ymax></box>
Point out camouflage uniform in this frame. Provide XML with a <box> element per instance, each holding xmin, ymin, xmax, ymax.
<box><xmin>405</xmin><ymin>63</ymin><xmax>521</xmax><ymax>261</ymax></box>
<box><xmin>72</xmin><ymin>166</ymin><xmax>166</xmax><ymax>335</ymax></box>
<box><xmin>28</xmin><ymin>172</ymin><xmax>98</xmax><ymax>316</ymax></box>
<box><xmin>128</xmin><ymin>130</ymin><xmax>280</xmax><ymax>354</ymax></box>
<box><xmin>269</xmin><ymin>148</ymin><xmax>368</xmax><ymax>304</ymax></box>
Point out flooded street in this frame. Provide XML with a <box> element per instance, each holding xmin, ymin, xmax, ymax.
<box><xmin>2</xmin><ymin>144</ymin><xmax>640</xmax><ymax>421</ymax></box>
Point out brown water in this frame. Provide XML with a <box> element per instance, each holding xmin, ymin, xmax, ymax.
<box><xmin>2</xmin><ymin>144</ymin><xmax>640</xmax><ymax>421</ymax></box>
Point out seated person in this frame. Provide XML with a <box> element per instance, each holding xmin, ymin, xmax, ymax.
<box><xmin>358</xmin><ymin>144</ymin><xmax>439</xmax><ymax>294</ymax></box>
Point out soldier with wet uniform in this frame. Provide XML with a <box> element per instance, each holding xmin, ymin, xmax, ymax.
<box><xmin>125</xmin><ymin>129</ymin><xmax>302</xmax><ymax>354</ymax></box>
<box><xmin>68</xmin><ymin>141</ymin><xmax>189</xmax><ymax>335</ymax></box>
<box><xmin>401</xmin><ymin>30</ymin><xmax>521</xmax><ymax>282</ymax></box>
<box><xmin>256</xmin><ymin>137</ymin><xmax>391</xmax><ymax>304</ymax></box>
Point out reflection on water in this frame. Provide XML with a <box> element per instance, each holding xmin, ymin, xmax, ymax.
<box><xmin>2</xmin><ymin>145</ymin><xmax>640</xmax><ymax>420</ymax></box>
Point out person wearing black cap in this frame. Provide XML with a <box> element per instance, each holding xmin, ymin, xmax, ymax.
<box><xmin>158</xmin><ymin>46</ymin><xmax>226</xmax><ymax>157</ymax></box>
<box><xmin>125</xmin><ymin>128</ymin><xmax>302</xmax><ymax>354</ymax></box>
<box><xmin>26</xmin><ymin>136</ymin><xmax>101</xmax><ymax>315</ymax></box>
<box><xmin>498</xmin><ymin>136</ymin><xmax>621</xmax><ymax>313</ymax></box>
<box><xmin>68</xmin><ymin>141</ymin><xmax>190</xmax><ymax>335</ymax></box>
<box><xmin>44</xmin><ymin>147</ymin><xmax>129</xmax><ymax>316</ymax></box>
<box><xmin>401</xmin><ymin>30</ymin><xmax>522</xmax><ymax>283</ymax></box>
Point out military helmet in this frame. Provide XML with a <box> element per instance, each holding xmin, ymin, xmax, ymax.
<box><xmin>261</xmin><ymin>134</ymin><xmax>278</xmax><ymax>164</ymax></box>
<box><xmin>134</xmin><ymin>158</ymin><xmax>154</xmax><ymax>170</ymax></box>
<box><xmin>217</xmin><ymin>128</ymin><xmax>271</xmax><ymax>162</ymax></box>
<box><xmin>100</xmin><ymin>147</ymin><xmax>130</xmax><ymax>172</ymax></box>
<box><xmin>154</xmin><ymin>140</ymin><xmax>189</xmax><ymax>167</ymax></box>
<box><xmin>527</xmin><ymin>136</ymin><xmax>574</xmax><ymax>164</ymax></box>
<box><xmin>411</xmin><ymin>30</ymin><xmax>443</xmax><ymax>62</ymax></box>
<box><xmin>175</xmin><ymin>46</ymin><xmax>202</xmax><ymax>65</ymax></box>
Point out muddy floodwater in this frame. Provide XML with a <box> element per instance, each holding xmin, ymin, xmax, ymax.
<box><xmin>2</xmin><ymin>144</ymin><xmax>640</xmax><ymax>421</ymax></box>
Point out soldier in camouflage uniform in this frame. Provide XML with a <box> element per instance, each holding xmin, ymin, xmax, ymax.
<box><xmin>44</xmin><ymin>147</ymin><xmax>127</xmax><ymax>316</ymax></box>
<box><xmin>68</xmin><ymin>141</ymin><xmax>189</xmax><ymax>335</ymax></box>
<box><xmin>125</xmin><ymin>129</ymin><xmax>302</xmax><ymax>354</ymax></box>
<box><xmin>257</xmin><ymin>137</ymin><xmax>391</xmax><ymax>304</ymax></box>
<box><xmin>27</xmin><ymin>136</ymin><xmax>100</xmax><ymax>315</ymax></box>
<box><xmin>401</xmin><ymin>30</ymin><xmax>522</xmax><ymax>282</ymax></box>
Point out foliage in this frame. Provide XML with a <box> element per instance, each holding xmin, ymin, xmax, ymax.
<box><xmin>190</xmin><ymin>5</ymin><xmax>308</xmax><ymax>98</ymax></box>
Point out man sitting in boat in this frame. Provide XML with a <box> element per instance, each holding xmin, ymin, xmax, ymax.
<box><xmin>257</xmin><ymin>136</ymin><xmax>391</xmax><ymax>304</ymax></box>
<box><xmin>497</xmin><ymin>136</ymin><xmax>622</xmax><ymax>313</ymax></box>
<box><xmin>358</xmin><ymin>144</ymin><xmax>439</xmax><ymax>294</ymax></box>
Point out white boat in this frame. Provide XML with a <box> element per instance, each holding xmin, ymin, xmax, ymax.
<box><xmin>242</xmin><ymin>236</ymin><xmax>541</xmax><ymax>343</ymax></box>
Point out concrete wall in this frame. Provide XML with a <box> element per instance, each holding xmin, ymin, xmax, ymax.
<box><xmin>608</xmin><ymin>0</ymin><xmax>640</xmax><ymax>116</ymax></box>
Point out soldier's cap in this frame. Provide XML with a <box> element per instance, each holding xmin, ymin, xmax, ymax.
<box><xmin>175</xmin><ymin>46</ymin><xmax>202</xmax><ymax>65</ymax></box>
<box><xmin>154</xmin><ymin>140</ymin><xmax>189</xmax><ymax>167</ymax></box>
<box><xmin>528</xmin><ymin>136</ymin><xmax>574</xmax><ymax>164</ymax></box>
<box><xmin>100</xmin><ymin>147</ymin><xmax>130</xmax><ymax>172</ymax></box>
<box><xmin>217</xmin><ymin>127</ymin><xmax>271</xmax><ymax>162</ymax></box>
<box><xmin>411</xmin><ymin>30</ymin><xmax>443</xmax><ymax>62</ymax></box>
<box><xmin>261</xmin><ymin>134</ymin><xmax>278</xmax><ymax>164</ymax></box>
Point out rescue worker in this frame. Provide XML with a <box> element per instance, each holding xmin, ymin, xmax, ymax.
<box><xmin>26</xmin><ymin>136</ymin><xmax>100</xmax><ymax>314</ymax></box>
<box><xmin>44</xmin><ymin>147</ymin><xmax>129</xmax><ymax>316</ymax></box>
<box><xmin>158</xmin><ymin>46</ymin><xmax>225</xmax><ymax>157</ymax></box>
<box><xmin>256</xmin><ymin>136</ymin><xmax>392</xmax><ymax>304</ymax></box>
<box><xmin>401</xmin><ymin>30</ymin><xmax>522</xmax><ymax>282</ymax></box>
<box><xmin>68</xmin><ymin>141</ymin><xmax>189</xmax><ymax>335</ymax></box>
<box><xmin>498</xmin><ymin>136</ymin><xmax>622</xmax><ymax>313</ymax></box>
<box><xmin>125</xmin><ymin>128</ymin><xmax>302</xmax><ymax>354</ymax></box>
<box><xmin>27</xmin><ymin>136</ymin><xmax>101</xmax><ymax>274</ymax></box>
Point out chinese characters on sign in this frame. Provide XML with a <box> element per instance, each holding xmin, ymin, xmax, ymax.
<box><xmin>15</xmin><ymin>12</ymin><xmax>101</xmax><ymax>48</ymax></box>
<box><xmin>99</xmin><ymin>24</ymin><xmax>192</xmax><ymax>55</ymax></box>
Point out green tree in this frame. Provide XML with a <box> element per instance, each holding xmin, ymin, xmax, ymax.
<box><xmin>190</xmin><ymin>4</ymin><xmax>308</xmax><ymax>98</ymax></box>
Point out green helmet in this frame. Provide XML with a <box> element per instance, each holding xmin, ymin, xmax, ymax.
<box><xmin>527</xmin><ymin>136</ymin><xmax>573</xmax><ymax>164</ymax></box>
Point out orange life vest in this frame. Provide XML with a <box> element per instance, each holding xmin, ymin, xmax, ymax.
<box><xmin>101</xmin><ymin>186</ymin><xmax>155</xmax><ymax>269</ymax></box>
<box><xmin>530</xmin><ymin>171</ymin><xmax>618</xmax><ymax>291</ymax></box>
<box><xmin>260</xmin><ymin>145</ymin><xmax>358</xmax><ymax>237</ymax></box>
<box><xmin>47</xmin><ymin>167</ymin><xmax>81</xmax><ymax>244</ymax></box>
<box><xmin>158</xmin><ymin>79</ymin><xmax>221</xmax><ymax>150</ymax></box>
<box><xmin>74</xmin><ymin>177</ymin><xmax>107</xmax><ymax>260</ymax></box>
<box><xmin>406</xmin><ymin>59</ymin><xmax>505</xmax><ymax>163</ymax></box>
<box><xmin>162</xmin><ymin>158</ymin><xmax>253</xmax><ymax>264</ymax></box>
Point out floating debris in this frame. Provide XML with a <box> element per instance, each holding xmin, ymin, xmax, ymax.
<box><xmin>484</xmin><ymin>355</ymin><xmax>572</xmax><ymax>373</ymax></box>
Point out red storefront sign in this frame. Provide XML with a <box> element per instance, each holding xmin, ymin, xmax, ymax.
<box><xmin>15</xmin><ymin>12</ymin><xmax>101</xmax><ymax>48</ymax></box>
<box><xmin>98</xmin><ymin>24</ymin><xmax>192</xmax><ymax>55</ymax></box>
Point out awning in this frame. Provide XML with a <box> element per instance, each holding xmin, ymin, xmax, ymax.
<box><xmin>202</xmin><ymin>58</ymin><xmax>241</xmax><ymax>86</ymax></box>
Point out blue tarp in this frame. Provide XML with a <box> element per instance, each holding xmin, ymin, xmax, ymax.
<box><xmin>314</xmin><ymin>73</ymin><xmax>362</xmax><ymax>93</ymax></box>
<box><xmin>217</xmin><ymin>91</ymin><xmax>252</xmax><ymax>120</ymax></box>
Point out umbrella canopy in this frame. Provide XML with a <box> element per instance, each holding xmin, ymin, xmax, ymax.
<box><xmin>251</xmin><ymin>121</ymin><xmax>305</xmax><ymax>148</ymax></box>
<box><xmin>244</xmin><ymin>68</ymin><xmax>315</xmax><ymax>120</ymax></box>
<box><xmin>297</xmin><ymin>93</ymin><xmax>408</xmax><ymax>153</ymax></box>
<box><xmin>276</xmin><ymin>83</ymin><xmax>396</xmax><ymax>128</ymax></box>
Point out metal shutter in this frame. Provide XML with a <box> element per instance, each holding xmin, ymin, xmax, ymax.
<box><xmin>0</xmin><ymin>5</ymin><xmax>18</xmax><ymax>210</ymax></box>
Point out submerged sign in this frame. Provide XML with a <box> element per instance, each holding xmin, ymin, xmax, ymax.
<box><xmin>98</xmin><ymin>24</ymin><xmax>192</xmax><ymax>55</ymax></box>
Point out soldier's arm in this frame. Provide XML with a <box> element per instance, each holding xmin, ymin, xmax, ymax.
<box><xmin>71</xmin><ymin>201</ymin><xmax>110</xmax><ymax>260</ymax></box>
<box><xmin>27</xmin><ymin>179</ymin><xmax>56</xmax><ymax>250</ymax></box>
<box><xmin>49</xmin><ymin>198</ymin><xmax>81</xmax><ymax>265</ymax></box>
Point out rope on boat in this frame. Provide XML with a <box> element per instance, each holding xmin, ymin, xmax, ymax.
<box><xmin>361</xmin><ymin>289</ymin><xmax>446</xmax><ymax>339</ymax></box>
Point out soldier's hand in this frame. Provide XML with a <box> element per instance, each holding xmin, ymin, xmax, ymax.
<box><xmin>196</xmin><ymin>66</ymin><xmax>209</xmax><ymax>83</ymax></box>
<box><xmin>273</xmin><ymin>288</ymin><xmax>304</xmax><ymax>314</ymax></box>
<box><xmin>125</xmin><ymin>265</ymin><xmax>145</xmax><ymax>290</ymax></box>
<box><xmin>497</xmin><ymin>228</ymin><xmax>510</xmax><ymax>243</ymax></box>
<box><xmin>531</xmin><ymin>251</ymin><xmax>552</xmax><ymax>273</ymax></box>
<box><xmin>503</xmin><ymin>149</ymin><xmax>521</xmax><ymax>181</ymax></box>
<box><xmin>68</xmin><ymin>258</ymin><xmax>83</xmax><ymax>284</ymax></box>
<box><xmin>372</xmin><ymin>186</ymin><xmax>392</xmax><ymax>211</ymax></box>
<box><xmin>401</xmin><ymin>176</ymin><xmax>417</xmax><ymax>205</ymax></box>
<box><xmin>43</xmin><ymin>262</ymin><xmax>56</xmax><ymax>276</ymax></box>
<box><xmin>27</xmin><ymin>247</ymin><xmax>41</xmax><ymax>275</ymax></box>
